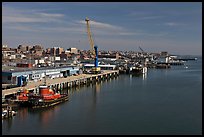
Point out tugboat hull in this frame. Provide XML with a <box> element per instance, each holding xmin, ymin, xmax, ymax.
<box><xmin>16</xmin><ymin>85</ymin><xmax>69</xmax><ymax>108</ymax></box>
<box><xmin>30</xmin><ymin>95</ymin><xmax>69</xmax><ymax>108</ymax></box>
<box><xmin>17</xmin><ymin>95</ymin><xmax>69</xmax><ymax>108</ymax></box>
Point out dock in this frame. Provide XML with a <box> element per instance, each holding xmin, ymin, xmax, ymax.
<box><xmin>2</xmin><ymin>70</ymin><xmax>119</xmax><ymax>98</ymax></box>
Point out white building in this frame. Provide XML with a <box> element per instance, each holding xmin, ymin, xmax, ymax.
<box><xmin>69</xmin><ymin>48</ymin><xmax>78</xmax><ymax>54</ymax></box>
<box><xmin>83</xmin><ymin>64</ymin><xmax>116</xmax><ymax>70</ymax></box>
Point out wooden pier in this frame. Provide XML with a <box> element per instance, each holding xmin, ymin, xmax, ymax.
<box><xmin>2</xmin><ymin>70</ymin><xmax>119</xmax><ymax>99</ymax></box>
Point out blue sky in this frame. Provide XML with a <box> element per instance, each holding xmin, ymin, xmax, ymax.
<box><xmin>2</xmin><ymin>2</ymin><xmax>202</xmax><ymax>55</ymax></box>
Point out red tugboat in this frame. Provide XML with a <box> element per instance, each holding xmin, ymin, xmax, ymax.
<box><xmin>17</xmin><ymin>89</ymin><xmax>29</xmax><ymax>102</ymax></box>
<box><xmin>28</xmin><ymin>85</ymin><xmax>69</xmax><ymax>108</ymax></box>
<box><xmin>17</xmin><ymin>72</ymin><xmax>69</xmax><ymax>108</ymax></box>
<box><xmin>17</xmin><ymin>85</ymin><xmax>69</xmax><ymax>108</ymax></box>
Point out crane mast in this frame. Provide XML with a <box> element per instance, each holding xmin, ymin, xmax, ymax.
<box><xmin>85</xmin><ymin>17</ymin><xmax>101</xmax><ymax>74</ymax></box>
<box><xmin>85</xmin><ymin>17</ymin><xmax>95</xmax><ymax>55</ymax></box>
<box><xmin>139</xmin><ymin>46</ymin><xmax>144</xmax><ymax>53</ymax></box>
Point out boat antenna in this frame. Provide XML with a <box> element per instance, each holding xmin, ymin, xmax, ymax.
<box><xmin>43</xmin><ymin>71</ymin><xmax>46</xmax><ymax>85</ymax></box>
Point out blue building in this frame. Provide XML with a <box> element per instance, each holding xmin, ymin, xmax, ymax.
<box><xmin>2</xmin><ymin>66</ymin><xmax>80</xmax><ymax>85</ymax></box>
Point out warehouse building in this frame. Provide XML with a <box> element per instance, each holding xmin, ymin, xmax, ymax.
<box><xmin>2</xmin><ymin>66</ymin><xmax>80</xmax><ymax>85</ymax></box>
<box><xmin>83</xmin><ymin>64</ymin><xmax>116</xmax><ymax>70</ymax></box>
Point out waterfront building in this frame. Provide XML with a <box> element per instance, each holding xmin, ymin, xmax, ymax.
<box><xmin>2</xmin><ymin>66</ymin><xmax>80</xmax><ymax>85</ymax></box>
<box><xmin>98</xmin><ymin>53</ymin><xmax>119</xmax><ymax>61</ymax></box>
<box><xmin>83</xmin><ymin>64</ymin><xmax>116</xmax><ymax>70</ymax></box>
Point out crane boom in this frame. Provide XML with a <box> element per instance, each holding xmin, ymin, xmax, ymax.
<box><xmin>139</xmin><ymin>46</ymin><xmax>144</xmax><ymax>53</ymax></box>
<box><xmin>85</xmin><ymin>17</ymin><xmax>95</xmax><ymax>55</ymax></box>
<box><xmin>85</xmin><ymin>17</ymin><xmax>101</xmax><ymax>74</ymax></box>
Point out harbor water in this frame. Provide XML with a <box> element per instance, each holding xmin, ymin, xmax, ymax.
<box><xmin>2</xmin><ymin>56</ymin><xmax>202</xmax><ymax>135</ymax></box>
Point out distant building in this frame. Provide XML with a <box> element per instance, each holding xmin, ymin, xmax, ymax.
<box><xmin>33</xmin><ymin>45</ymin><xmax>43</xmax><ymax>51</ymax></box>
<box><xmin>18</xmin><ymin>44</ymin><xmax>33</xmax><ymax>54</ymax></box>
<box><xmin>2</xmin><ymin>45</ymin><xmax>15</xmax><ymax>59</ymax></box>
<box><xmin>34</xmin><ymin>50</ymin><xmax>43</xmax><ymax>56</ymax></box>
<box><xmin>46</xmin><ymin>48</ymin><xmax>51</xmax><ymax>54</ymax></box>
<box><xmin>50</xmin><ymin>47</ymin><xmax>64</xmax><ymax>56</ymax></box>
<box><xmin>160</xmin><ymin>51</ymin><xmax>168</xmax><ymax>57</ymax></box>
<box><xmin>29</xmin><ymin>45</ymin><xmax>44</xmax><ymax>56</ymax></box>
<box><xmin>16</xmin><ymin>63</ymin><xmax>33</xmax><ymax>68</ymax></box>
<box><xmin>34</xmin><ymin>59</ymin><xmax>45</xmax><ymax>66</ymax></box>
<box><xmin>26</xmin><ymin>45</ymin><xmax>32</xmax><ymax>52</ymax></box>
<box><xmin>60</xmin><ymin>51</ymin><xmax>71</xmax><ymax>60</ymax></box>
<box><xmin>68</xmin><ymin>48</ymin><xmax>78</xmax><ymax>54</ymax></box>
<box><xmin>9</xmin><ymin>55</ymin><xmax>16</xmax><ymax>60</ymax></box>
<box><xmin>16</xmin><ymin>54</ymin><xmax>26</xmax><ymax>59</ymax></box>
<box><xmin>98</xmin><ymin>53</ymin><xmax>119</xmax><ymax>61</ymax></box>
<box><xmin>48</xmin><ymin>56</ymin><xmax>61</xmax><ymax>62</ymax></box>
<box><xmin>2</xmin><ymin>45</ymin><xmax>8</xmax><ymax>49</ymax></box>
<box><xmin>57</xmin><ymin>47</ymin><xmax>64</xmax><ymax>55</ymax></box>
<box><xmin>18</xmin><ymin>45</ymin><xmax>27</xmax><ymax>52</ymax></box>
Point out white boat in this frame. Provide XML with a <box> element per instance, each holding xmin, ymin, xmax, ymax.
<box><xmin>2</xmin><ymin>109</ymin><xmax>17</xmax><ymax>119</ymax></box>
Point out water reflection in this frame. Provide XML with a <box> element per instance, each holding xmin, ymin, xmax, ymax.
<box><xmin>2</xmin><ymin>107</ymin><xmax>29</xmax><ymax>131</ymax></box>
<box><xmin>129</xmin><ymin>73</ymin><xmax>148</xmax><ymax>85</ymax></box>
<box><xmin>3</xmin><ymin>76</ymin><xmax>119</xmax><ymax>134</ymax></box>
<box><xmin>92</xmin><ymin>82</ymin><xmax>101</xmax><ymax>107</ymax></box>
<box><xmin>95</xmin><ymin>82</ymin><xmax>101</xmax><ymax>93</ymax></box>
<box><xmin>18</xmin><ymin>108</ymin><xmax>29</xmax><ymax>121</ymax></box>
<box><xmin>33</xmin><ymin>106</ymin><xmax>60</xmax><ymax>128</ymax></box>
<box><xmin>129</xmin><ymin>74</ymin><xmax>132</xmax><ymax>85</ymax></box>
<box><xmin>3</xmin><ymin>65</ymin><xmax>202</xmax><ymax>135</ymax></box>
<box><xmin>2</xmin><ymin>117</ymin><xmax>13</xmax><ymax>132</ymax></box>
<box><xmin>15</xmin><ymin>104</ymin><xmax>62</xmax><ymax>129</ymax></box>
<box><xmin>142</xmin><ymin>73</ymin><xmax>147</xmax><ymax>86</ymax></box>
<box><xmin>142</xmin><ymin>73</ymin><xmax>147</xmax><ymax>81</ymax></box>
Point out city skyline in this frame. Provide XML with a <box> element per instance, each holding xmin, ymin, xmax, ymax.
<box><xmin>2</xmin><ymin>2</ymin><xmax>202</xmax><ymax>55</ymax></box>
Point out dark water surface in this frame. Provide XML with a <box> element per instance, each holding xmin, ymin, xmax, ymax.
<box><xmin>2</xmin><ymin>56</ymin><xmax>202</xmax><ymax>135</ymax></box>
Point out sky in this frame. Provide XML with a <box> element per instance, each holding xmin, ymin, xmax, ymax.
<box><xmin>2</xmin><ymin>2</ymin><xmax>202</xmax><ymax>55</ymax></box>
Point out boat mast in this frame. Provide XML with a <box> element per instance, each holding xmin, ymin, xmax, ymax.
<box><xmin>43</xmin><ymin>71</ymin><xmax>46</xmax><ymax>85</ymax></box>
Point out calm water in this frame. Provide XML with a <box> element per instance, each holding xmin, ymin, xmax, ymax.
<box><xmin>2</xmin><ymin>56</ymin><xmax>202</xmax><ymax>135</ymax></box>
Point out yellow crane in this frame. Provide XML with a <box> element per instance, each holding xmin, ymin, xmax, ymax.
<box><xmin>85</xmin><ymin>17</ymin><xmax>95</xmax><ymax>56</ymax></box>
<box><xmin>85</xmin><ymin>17</ymin><xmax>101</xmax><ymax>73</ymax></box>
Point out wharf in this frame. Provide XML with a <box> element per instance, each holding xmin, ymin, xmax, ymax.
<box><xmin>2</xmin><ymin>70</ymin><xmax>119</xmax><ymax>98</ymax></box>
<box><xmin>169</xmin><ymin>62</ymin><xmax>184</xmax><ymax>65</ymax></box>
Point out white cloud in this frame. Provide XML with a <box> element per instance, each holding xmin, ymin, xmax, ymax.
<box><xmin>3</xmin><ymin>16</ymin><xmax>48</xmax><ymax>23</ymax></box>
<box><xmin>38</xmin><ymin>13</ymin><xmax>64</xmax><ymax>18</ymax></box>
<box><xmin>4</xmin><ymin>25</ymin><xmax>40</xmax><ymax>32</ymax></box>
<box><xmin>2</xmin><ymin>5</ymin><xmax>168</xmax><ymax>40</ymax></box>
<box><xmin>76</xmin><ymin>20</ymin><xmax>123</xmax><ymax>30</ymax></box>
<box><xmin>118</xmin><ymin>32</ymin><xmax>137</xmax><ymax>36</ymax></box>
<box><xmin>118</xmin><ymin>31</ymin><xmax>168</xmax><ymax>37</ymax></box>
<box><xmin>136</xmin><ymin>16</ymin><xmax>164</xmax><ymax>20</ymax></box>
<box><xmin>164</xmin><ymin>22</ymin><xmax>185</xmax><ymax>26</ymax></box>
<box><xmin>165</xmin><ymin>22</ymin><xmax>177</xmax><ymax>26</ymax></box>
<box><xmin>4</xmin><ymin>24</ymin><xmax>85</xmax><ymax>35</ymax></box>
<box><xmin>2</xmin><ymin>6</ymin><xmax>65</xmax><ymax>23</ymax></box>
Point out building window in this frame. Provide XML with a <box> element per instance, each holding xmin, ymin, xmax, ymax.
<box><xmin>8</xmin><ymin>76</ymin><xmax>11</xmax><ymax>80</ymax></box>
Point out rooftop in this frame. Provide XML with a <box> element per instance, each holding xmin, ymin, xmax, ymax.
<box><xmin>2</xmin><ymin>65</ymin><xmax>78</xmax><ymax>73</ymax></box>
